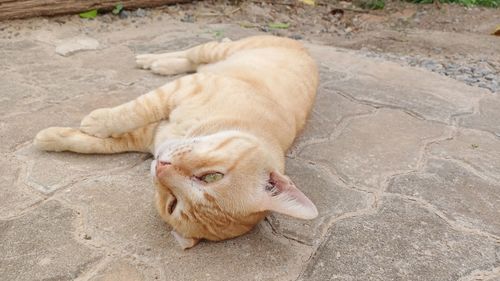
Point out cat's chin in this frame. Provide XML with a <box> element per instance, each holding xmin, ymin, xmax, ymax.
<box><xmin>171</xmin><ymin>230</ymin><xmax>200</xmax><ymax>250</ymax></box>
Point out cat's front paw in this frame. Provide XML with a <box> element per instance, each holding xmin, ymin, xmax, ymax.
<box><xmin>80</xmin><ymin>108</ymin><xmax>113</xmax><ymax>138</ymax></box>
<box><xmin>136</xmin><ymin>54</ymin><xmax>161</xmax><ymax>69</ymax></box>
<box><xmin>34</xmin><ymin>127</ymin><xmax>77</xmax><ymax>151</ymax></box>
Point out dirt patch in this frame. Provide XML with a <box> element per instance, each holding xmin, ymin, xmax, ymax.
<box><xmin>1</xmin><ymin>0</ymin><xmax>498</xmax><ymax>92</ymax></box>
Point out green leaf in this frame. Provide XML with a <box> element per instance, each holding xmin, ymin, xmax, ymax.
<box><xmin>79</xmin><ymin>9</ymin><xmax>98</xmax><ymax>19</ymax></box>
<box><xmin>213</xmin><ymin>30</ymin><xmax>224</xmax><ymax>38</ymax></box>
<box><xmin>112</xmin><ymin>3</ymin><xmax>123</xmax><ymax>15</ymax></box>
<box><xmin>239</xmin><ymin>22</ymin><xmax>257</xmax><ymax>28</ymax></box>
<box><xmin>268</xmin><ymin>22</ymin><xmax>290</xmax><ymax>29</ymax></box>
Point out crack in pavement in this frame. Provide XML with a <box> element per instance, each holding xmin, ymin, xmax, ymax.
<box><xmin>383</xmin><ymin>193</ymin><xmax>500</xmax><ymax>244</ymax></box>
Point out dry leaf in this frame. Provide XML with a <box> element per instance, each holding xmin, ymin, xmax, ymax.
<box><xmin>299</xmin><ymin>0</ymin><xmax>316</xmax><ymax>5</ymax></box>
<box><xmin>492</xmin><ymin>25</ymin><xmax>500</xmax><ymax>36</ymax></box>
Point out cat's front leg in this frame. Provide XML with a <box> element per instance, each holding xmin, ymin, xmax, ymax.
<box><xmin>80</xmin><ymin>107</ymin><xmax>116</xmax><ymax>138</ymax></box>
<box><xmin>80</xmin><ymin>97</ymin><xmax>159</xmax><ymax>138</ymax></box>
<box><xmin>81</xmin><ymin>74</ymin><xmax>204</xmax><ymax>138</ymax></box>
<box><xmin>136</xmin><ymin>50</ymin><xmax>197</xmax><ymax>76</ymax></box>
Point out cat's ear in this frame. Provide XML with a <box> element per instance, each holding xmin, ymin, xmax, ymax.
<box><xmin>260</xmin><ymin>171</ymin><xmax>318</xmax><ymax>220</ymax></box>
<box><xmin>171</xmin><ymin>230</ymin><xmax>200</xmax><ymax>250</ymax></box>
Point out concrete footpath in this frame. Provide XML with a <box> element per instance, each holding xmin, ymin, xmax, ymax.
<box><xmin>1</xmin><ymin>16</ymin><xmax>499</xmax><ymax>281</ymax></box>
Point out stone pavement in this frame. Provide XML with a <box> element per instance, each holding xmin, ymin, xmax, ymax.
<box><xmin>1</xmin><ymin>17</ymin><xmax>499</xmax><ymax>281</ymax></box>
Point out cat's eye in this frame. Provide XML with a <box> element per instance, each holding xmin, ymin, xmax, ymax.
<box><xmin>167</xmin><ymin>197</ymin><xmax>177</xmax><ymax>215</ymax></box>
<box><xmin>198</xmin><ymin>172</ymin><xmax>224</xmax><ymax>183</ymax></box>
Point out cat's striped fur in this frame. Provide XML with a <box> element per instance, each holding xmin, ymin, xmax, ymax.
<box><xmin>34</xmin><ymin>36</ymin><xmax>319</xmax><ymax>249</ymax></box>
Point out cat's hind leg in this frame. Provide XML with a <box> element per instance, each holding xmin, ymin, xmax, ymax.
<box><xmin>34</xmin><ymin>123</ymin><xmax>157</xmax><ymax>154</ymax></box>
<box><xmin>135</xmin><ymin>38</ymin><xmax>233</xmax><ymax>76</ymax></box>
<box><xmin>136</xmin><ymin>36</ymin><xmax>301</xmax><ymax>76</ymax></box>
<box><xmin>136</xmin><ymin>51</ymin><xmax>196</xmax><ymax>76</ymax></box>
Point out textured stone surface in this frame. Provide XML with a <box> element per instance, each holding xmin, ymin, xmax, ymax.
<box><xmin>300</xmin><ymin>197</ymin><xmax>499</xmax><ymax>281</ymax></box>
<box><xmin>89</xmin><ymin>259</ymin><xmax>160</xmax><ymax>281</ymax></box>
<box><xmin>300</xmin><ymin>109</ymin><xmax>444</xmax><ymax>188</ymax></box>
<box><xmin>389</xmin><ymin>159</ymin><xmax>500</xmax><ymax>236</ymax></box>
<box><xmin>58</xmin><ymin>162</ymin><xmax>168</xmax><ymax>253</ymax></box>
<box><xmin>295</xmin><ymin>80</ymin><xmax>374</xmax><ymax>142</ymax></box>
<box><xmin>55</xmin><ymin>36</ymin><xmax>100</xmax><ymax>56</ymax></box>
<box><xmin>267</xmin><ymin>158</ymin><xmax>371</xmax><ymax>244</ymax></box>
<box><xmin>0</xmin><ymin>201</ymin><xmax>102</xmax><ymax>280</ymax></box>
<box><xmin>1</xmin><ymin>16</ymin><xmax>500</xmax><ymax>281</ymax></box>
<box><xmin>0</xmin><ymin>157</ymin><xmax>43</xmax><ymax>219</ymax></box>
<box><xmin>307</xmin><ymin>44</ymin><xmax>487</xmax><ymax>124</ymax></box>
<box><xmin>15</xmin><ymin>145</ymin><xmax>146</xmax><ymax>194</ymax></box>
<box><xmin>460</xmin><ymin>96</ymin><xmax>500</xmax><ymax>136</ymax></box>
<box><xmin>429</xmin><ymin>128</ymin><xmax>500</xmax><ymax>182</ymax></box>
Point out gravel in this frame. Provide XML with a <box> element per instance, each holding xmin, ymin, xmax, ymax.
<box><xmin>362</xmin><ymin>50</ymin><xmax>499</xmax><ymax>93</ymax></box>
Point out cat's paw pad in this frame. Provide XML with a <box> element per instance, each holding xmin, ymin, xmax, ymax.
<box><xmin>80</xmin><ymin>108</ymin><xmax>113</xmax><ymax>138</ymax></box>
<box><xmin>34</xmin><ymin>127</ymin><xmax>77</xmax><ymax>151</ymax></box>
<box><xmin>136</xmin><ymin>54</ymin><xmax>162</xmax><ymax>69</ymax></box>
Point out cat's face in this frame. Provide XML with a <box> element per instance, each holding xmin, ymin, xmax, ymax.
<box><xmin>151</xmin><ymin>131</ymin><xmax>317</xmax><ymax>249</ymax></box>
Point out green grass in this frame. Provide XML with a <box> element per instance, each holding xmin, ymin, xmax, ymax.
<box><xmin>361</xmin><ymin>0</ymin><xmax>386</xmax><ymax>9</ymax></box>
<box><xmin>406</xmin><ymin>0</ymin><xmax>499</xmax><ymax>7</ymax></box>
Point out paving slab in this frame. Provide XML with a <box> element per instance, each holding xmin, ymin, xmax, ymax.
<box><xmin>459</xmin><ymin>95</ymin><xmax>500</xmax><ymax>137</ymax></box>
<box><xmin>293</xmin><ymin>78</ymin><xmax>375</xmax><ymax>145</ymax></box>
<box><xmin>0</xmin><ymin>156</ymin><xmax>43</xmax><ymax>219</ymax></box>
<box><xmin>388</xmin><ymin>158</ymin><xmax>500</xmax><ymax>237</ymax></box>
<box><xmin>89</xmin><ymin>259</ymin><xmax>161</xmax><ymax>281</ymax></box>
<box><xmin>306</xmin><ymin>44</ymin><xmax>489</xmax><ymax>124</ymax></box>
<box><xmin>299</xmin><ymin>109</ymin><xmax>445</xmax><ymax>189</ymax></box>
<box><xmin>267</xmin><ymin>158</ymin><xmax>372</xmax><ymax>245</ymax></box>
<box><xmin>15</xmin><ymin>145</ymin><xmax>146</xmax><ymax>194</ymax></box>
<box><xmin>1</xmin><ymin>15</ymin><xmax>499</xmax><ymax>281</ymax></box>
<box><xmin>0</xmin><ymin>200</ymin><xmax>102</xmax><ymax>280</ymax></box>
<box><xmin>299</xmin><ymin>196</ymin><xmax>499</xmax><ymax>281</ymax></box>
<box><xmin>429</xmin><ymin>128</ymin><xmax>500</xmax><ymax>183</ymax></box>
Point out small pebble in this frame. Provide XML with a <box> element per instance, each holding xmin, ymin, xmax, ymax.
<box><xmin>119</xmin><ymin>10</ymin><xmax>129</xmax><ymax>19</ymax></box>
<box><xmin>289</xmin><ymin>34</ymin><xmax>303</xmax><ymax>40</ymax></box>
<box><xmin>180</xmin><ymin>13</ymin><xmax>195</xmax><ymax>23</ymax></box>
<box><xmin>484</xmin><ymin>74</ymin><xmax>495</xmax><ymax>81</ymax></box>
<box><xmin>134</xmin><ymin>8</ymin><xmax>146</xmax><ymax>17</ymax></box>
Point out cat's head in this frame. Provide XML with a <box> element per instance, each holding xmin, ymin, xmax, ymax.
<box><xmin>151</xmin><ymin>131</ymin><xmax>317</xmax><ymax>249</ymax></box>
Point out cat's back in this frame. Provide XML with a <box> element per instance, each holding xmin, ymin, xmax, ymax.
<box><xmin>160</xmin><ymin>36</ymin><xmax>319</xmax><ymax>149</ymax></box>
<box><xmin>197</xmin><ymin>37</ymin><xmax>318</xmax><ymax>129</ymax></box>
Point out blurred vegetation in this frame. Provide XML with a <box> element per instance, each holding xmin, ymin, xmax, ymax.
<box><xmin>358</xmin><ymin>0</ymin><xmax>386</xmax><ymax>9</ymax></box>
<box><xmin>352</xmin><ymin>0</ymin><xmax>499</xmax><ymax>9</ymax></box>
<box><xmin>406</xmin><ymin>0</ymin><xmax>499</xmax><ymax>7</ymax></box>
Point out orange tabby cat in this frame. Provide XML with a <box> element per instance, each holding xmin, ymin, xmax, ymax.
<box><xmin>34</xmin><ymin>35</ymin><xmax>319</xmax><ymax>249</ymax></box>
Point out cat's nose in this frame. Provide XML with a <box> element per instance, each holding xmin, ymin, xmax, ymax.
<box><xmin>156</xmin><ymin>160</ymin><xmax>172</xmax><ymax>177</ymax></box>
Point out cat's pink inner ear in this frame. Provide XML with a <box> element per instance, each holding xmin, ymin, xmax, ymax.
<box><xmin>171</xmin><ymin>230</ymin><xmax>200</xmax><ymax>250</ymax></box>
<box><xmin>261</xmin><ymin>171</ymin><xmax>318</xmax><ymax>220</ymax></box>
